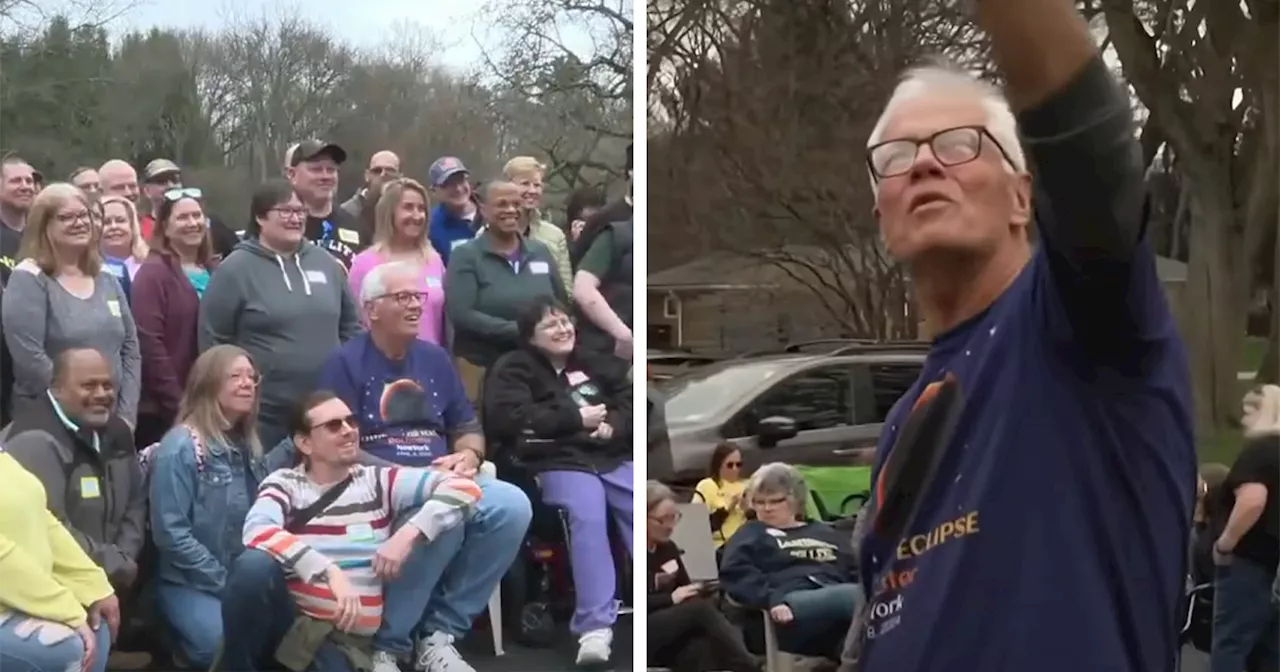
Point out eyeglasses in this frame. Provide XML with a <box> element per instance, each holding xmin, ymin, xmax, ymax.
<box><xmin>649</xmin><ymin>511</ymin><xmax>681</xmax><ymax>525</ymax></box>
<box><xmin>270</xmin><ymin>207</ymin><xmax>307</xmax><ymax>220</ymax></box>
<box><xmin>164</xmin><ymin>187</ymin><xmax>202</xmax><ymax>201</ymax></box>
<box><xmin>377</xmin><ymin>290</ymin><xmax>427</xmax><ymax>307</ymax></box>
<box><xmin>55</xmin><ymin>210</ymin><xmax>92</xmax><ymax>225</ymax></box>
<box><xmin>750</xmin><ymin>496</ymin><xmax>789</xmax><ymax>508</ymax></box>
<box><xmin>865</xmin><ymin>125</ymin><xmax>1016</xmax><ymax>181</ymax></box>
<box><xmin>228</xmin><ymin>370</ymin><xmax>259</xmax><ymax>386</ymax></box>
<box><xmin>311</xmin><ymin>414</ymin><xmax>357</xmax><ymax>433</ymax></box>
<box><xmin>725</xmin><ymin>461</ymin><xmax>742</xmax><ymax>469</ymax></box>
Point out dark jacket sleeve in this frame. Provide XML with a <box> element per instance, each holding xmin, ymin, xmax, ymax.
<box><xmin>130</xmin><ymin>263</ymin><xmax>184</xmax><ymax>413</ymax></box>
<box><xmin>647</xmin><ymin>541</ymin><xmax>693</xmax><ymax>611</ymax></box>
<box><xmin>720</xmin><ymin>523</ymin><xmax>781</xmax><ymax>608</ymax></box>
<box><xmin>113</xmin><ymin>424</ymin><xmax>148</xmax><ymax>573</ymax></box>
<box><xmin>483</xmin><ymin>352</ymin><xmax>583</xmax><ymax>443</ymax></box>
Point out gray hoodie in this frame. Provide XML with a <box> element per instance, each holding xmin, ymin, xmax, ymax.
<box><xmin>199</xmin><ymin>238</ymin><xmax>361</xmax><ymax>437</ymax></box>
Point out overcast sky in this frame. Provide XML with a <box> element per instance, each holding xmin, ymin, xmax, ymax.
<box><xmin>28</xmin><ymin>0</ymin><xmax>501</xmax><ymax>71</ymax></box>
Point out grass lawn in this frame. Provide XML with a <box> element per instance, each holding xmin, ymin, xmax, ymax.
<box><xmin>1242</xmin><ymin>336</ymin><xmax>1267</xmax><ymax>374</ymax></box>
<box><xmin>1198</xmin><ymin>426</ymin><xmax>1244</xmax><ymax>468</ymax></box>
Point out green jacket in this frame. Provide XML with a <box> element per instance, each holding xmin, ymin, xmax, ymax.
<box><xmin>445</xmin><ymin>233</ymin><xmax>569</xmax><ymax>367</ymax></box>
<box><xmin>475</xmin><ymin>216</ymin><xmax>573</xmax><ymax>296</ymax></box>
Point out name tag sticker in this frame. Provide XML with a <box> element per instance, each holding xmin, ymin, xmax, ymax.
<box><xmin>425</xmin><ymin>276</ymin><xmax>442</xmax><ymax>289</ymax></box>
<box><xmin>106</xmin><ymin>300</ymin><xmax>121</xmax><ymax>317</ymax></box>
<box><xmin>451</xmin><ymin>238</ymin><xmax>469</xmax><ymax>250</ymax></box>
<box><xmin>347</xmin><ymin>523</ymin><xmax>376</xmax><ymax>543</ymax></box>
<box><xmin>529</xmin><ymin>261</ymin><xmax>550</xmax><ymax>275</ymax></box>
<box><xmin>305</xmin><ymin>270</ymin><xmax>329</xmax><ymax>284</ymax></box>
<box><xmin>566</xmin><ymin>371</ymin><xmax>589</xmax><ymax>386</ymax></box>
<box><xmin>660</xmin><ymin>560</ymin><xmax>678</xmax><ymax>574</ymax></box>
<box><xmin>337</xmin><ymin>228</ymin><xmax>360</xmax><ymax>244</ymax></box>
<box><xmin>80</xmin><ymin>476</ymin><xmax>101</xmax><ymax>499</ymax></box>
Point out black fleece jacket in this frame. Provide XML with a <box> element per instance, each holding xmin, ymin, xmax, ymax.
<box><xmin>483</xmin><ymin>345</ymin><xmax>632</xmax><ymax>474</ymax></box>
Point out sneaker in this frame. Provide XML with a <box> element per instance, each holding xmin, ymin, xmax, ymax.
<box><xmin>576</xmin><ymin>628</ymin><xmax>613</xmax><ymax>666</ymax></box>
<box><xmin>372</xmin><ymin>650</ymin><xmax>402</xmax><ymax>672</ymax></box>
<box><xmin>415</xmin><ymin>632</ymin><xmax>476</xmax><ymax>672</ymax></box>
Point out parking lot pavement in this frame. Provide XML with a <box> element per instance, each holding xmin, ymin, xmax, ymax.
<box><xmin>462</xmin><ymin>621</ymin><xmax>635</xmax><ymax>672</ymax></box>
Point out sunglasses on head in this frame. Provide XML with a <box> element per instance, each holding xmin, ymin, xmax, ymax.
<box><xmin>164</xmin><ymin>187</ymin><xmax>202</xmax><ymax>201</ymax></box>
<box><xmin>310</xmin><ymin>414</ymin><xmax>357</xmax><ymax>433</ymax></box>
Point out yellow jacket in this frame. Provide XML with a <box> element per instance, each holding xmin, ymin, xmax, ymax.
<box><xmin>0</xmin><ymin>452</ymin><xmax>113</xmax><ymax>626</ymax></box>
<box><xmin>694</xmin><ymin>477</ymin><xmax>748</xmax><ymax>547</ymax></box>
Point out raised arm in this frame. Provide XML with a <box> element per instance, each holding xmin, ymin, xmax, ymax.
<box><xmin>980</xmin><ymin>0</ymin><xmax>1159</xmax><ymax>353</ymax></box>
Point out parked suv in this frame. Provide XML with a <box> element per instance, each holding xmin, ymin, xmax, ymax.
<box><xmin>651</xmin><ymin>347</ymin><xmax>925</xmax><ymax>485</ymax></box>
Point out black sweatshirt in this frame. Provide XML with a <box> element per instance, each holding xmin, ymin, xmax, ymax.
<box><xmin>648</xmin><ymin>539</ymin><xmax>692</xmax><ymax>612</ymax></box>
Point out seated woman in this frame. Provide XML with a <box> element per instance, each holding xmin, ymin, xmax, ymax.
<box><xmin>647</xmin><ymin>481</ymin><xmax>762</xmax><ymax>672</ymax></box>
<box><xmin>0</xmin><ymin>447</ymin><xmax>115</xmax><ymax>672</ymax></box>
<box><xmin>721</xmin><ymin>462</ymin><xmax>861</xmax><ymax>663</ymax></box>
<box><xmin>694</xmin><ymin>442</ymin><xmax>748</xmax><ymax>551</ymax></box>
<box><xmin>484</xmin><ymin>296</ymin><xmax>632</xmax><ymax>666</ymax></box>
<box><xmin>147</xmin><ymin>345</ymin><xmax>268</xmax><ymax>669</ymax></box>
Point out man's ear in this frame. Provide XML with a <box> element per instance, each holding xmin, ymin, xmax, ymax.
<box><xmin>1010</xmin><ymin>172</ymin><xmax>1033</xmax><ymax>226</ymax></box>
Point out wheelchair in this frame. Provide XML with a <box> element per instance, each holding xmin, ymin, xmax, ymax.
<box><xmin>492</xmin><ymin>447</ymin><xmax>634</xmax><ymax>648</ymax></box>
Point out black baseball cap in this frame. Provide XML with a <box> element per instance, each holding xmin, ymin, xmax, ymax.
<box><xmin>290</xmin><ymin>140</ymin><xmax>347</xmax><ymax>167</ymax></box>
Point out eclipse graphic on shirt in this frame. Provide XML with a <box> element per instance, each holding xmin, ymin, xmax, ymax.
<box><xmin>379</xmin><ymin>379</ymin><xmax>429</xmax><ymax>423</ymax></box>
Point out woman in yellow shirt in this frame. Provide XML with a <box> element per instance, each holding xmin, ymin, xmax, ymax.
<box><xmin>694</xmin><ymin>443</ymin><xmax>748</xmax><ymax>547</ymax></box>
<box><xmin>0</xmin><ymin>449</ymin><xmax>116</xmax><ymax>672</ymax></box>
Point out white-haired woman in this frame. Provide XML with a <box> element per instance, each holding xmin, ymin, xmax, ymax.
<box><xmin>646</xmin><ymin>481</ymin><xmax>762</xmax><ymax>672</ymax></box>
<box><xmin>1203</xmin><ymin>385</ymin><xmax>1280</xmax><ymax>672</ymax></box>
<box><xmin>146</xmin><ymin>345</ymin><xmax>267</xmax><ymax>670</ymax></box>
<box><xmin>346</xmin><ymin>178</ymin><xmax>446</xmax><ymax>345</ymax></box>
<box><xmin>720</xmin><ymin>462</ymin><xmax>860</xmax><ymax>663</ymax></box>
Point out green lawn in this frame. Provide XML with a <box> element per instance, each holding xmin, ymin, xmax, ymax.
<box><xmin>1198</xmin><ymin>427</ymin><xmax>1243</xmax><ymax>468</ymax></box>
<box><xmin>1242</xmin><ymin>336</ymin><xmax>1267</xmax><ymax>373</ymax></box>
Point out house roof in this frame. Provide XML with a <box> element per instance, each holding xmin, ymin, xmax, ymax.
<box><xmin>649</xmin><ymin>247</ymin><xmax>1190</xmax><ymax>290</ymax></box>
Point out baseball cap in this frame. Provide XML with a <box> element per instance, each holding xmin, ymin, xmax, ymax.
<box><xmin>291</xmin><ymin>140</ymin><xmax>347</xmax><ymax>167</ymax></box>
<box><xmin>143</xmin><ymin>158</ymin><xmax>181</xmax><ymax>182</ymax></box>
<box><xmin>428</xmin><ymin>157</ymin><xmax>468</xmax><ymax>188</ymax></box>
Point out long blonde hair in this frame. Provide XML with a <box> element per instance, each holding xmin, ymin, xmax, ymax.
<box><xmin>1242</xmin><ymin>385</ymin><xmax>1280</xmax><ymax>438</ymax></box>
<box><xmin>20</xmin><ymin>183</ymin><xmax>103</xmax><ymax>276</ymax></box>
<box><xmin>372</xmin><ymin>178</ymin><xmax>437</xmax><ymax>262</ymax></box>
<box><xmin>98</xmin><ymin>195</ymin><xmax>149</xmax><ymax>262</ymax></box>
<box><xmin>178</xmin><ymin>345</ymin><xmax>264</xmax><ymax>457</ymax></box>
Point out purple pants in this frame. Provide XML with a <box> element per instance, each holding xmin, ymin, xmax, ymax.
<box><xmin>538</xmin><ymin>462</ymin><xmax>635</xmax><ymax>634</ymax></box>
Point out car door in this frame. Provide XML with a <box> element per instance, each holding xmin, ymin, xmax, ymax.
<box><xmin>724</xmin><ymin>362</ymin><xmax>861</xmax><ymax>472</ymax></box>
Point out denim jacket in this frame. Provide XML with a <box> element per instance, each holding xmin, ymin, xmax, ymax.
<box><xmin>148</xmin><ymin>425</ymin><xmax>266</xmax><ymax>594</ymax></box>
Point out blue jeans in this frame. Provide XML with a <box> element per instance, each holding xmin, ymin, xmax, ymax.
<box><xmin>1210</xmin><ymin>557</ymin><xmax>1280</xmax><ymax>672</ymax></box>
<box><xmin>374</xmin><ymin>475</ymin><xmax>532</xmax><ymax>654</ymax></box>
<box><xmin>783</xmin><ymin>583</ymin><xmax>863</xmax><ymax>623</ymax></box>
<box><xmin>221</xmin><ymin>549</ymin><xmax>296</xmax><ymax>672</ymax></box>
<box><xmin>155</xmin><ymin>581</ymin><xmax>222</xmax><ymax>669</ymax></box>
<box><xmin>538</xmin><ymin>463</ymin><xmax>635</xmax><ymax>634</ymax></box>
<box><xmin>0</xmin><ymin>613</ymin><xmax>111</xmax><ymax>672</ymax></box>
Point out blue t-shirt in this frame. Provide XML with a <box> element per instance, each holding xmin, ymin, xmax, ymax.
<box><xmin>855</xmin><ymin>59</ymin><xmax>1194</xmax><ymax>672</ymax></box>
<box><xmin>317</xmin><ymin>333</ymin><xmax>476</xmax><ymax>466</ymax></box>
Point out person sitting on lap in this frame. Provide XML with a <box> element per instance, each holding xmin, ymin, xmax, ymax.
<box><xmin>484</xmin><ymin>296</ymin><xmax>634</xmax><ymax>666</ymax></box>
<box><xmin>721</xmin><ymin>463</ymin><xmax>861</xmax><ymax>663</ymax></box>
<box><xmin>263</xmin><ymin>260</ymin><xmax>532</xmax><ymax>672</ymax></box>
<box><xmin>227</xmin><ymin>391</ymin><xmax>481</xmax><ymax>672</ymax></box>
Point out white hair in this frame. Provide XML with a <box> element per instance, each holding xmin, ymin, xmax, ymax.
<box><xmin>748</xmin><ymin>462</ymin><xmax>808</xmax><ymax>508</ymax></box>
<box><xmin>359</xmin><ymin>260</ymin><xmax>419</xmax><ymax>304</ymax></box>
<box><xmin>867</xmin><ymin>63</ymin><xmax>1028</xmax><ymax>195</ymax></box>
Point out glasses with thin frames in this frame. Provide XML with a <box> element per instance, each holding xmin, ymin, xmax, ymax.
<box><xmin>271</xmin><ymin>206</ymin><xmax>307</xmax><ymax>220</ymax></box>
<box><xmin>377</xmin><ymin>290</ymin><xmax>427</xmax><ymax>307</ymax></box>
<box><xmin>866</xmin><ymin>125</ymin><xmax>1016</xmax><ymax>181</ymax></box>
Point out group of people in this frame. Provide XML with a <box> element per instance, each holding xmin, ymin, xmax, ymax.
<box><xmin>0</xmin><ymin>140</ymin><xmax>637</xmax><ymax>672</ymax></box>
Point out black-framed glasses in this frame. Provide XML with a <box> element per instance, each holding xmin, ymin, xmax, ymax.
<box><xmin>376</xmin><ymin>290</ymin><xmax>427</xmax><ymax>307</ymax></box>
<box><xmin>865</xmin><ymin>125</ymin><xmax>1016</xmax><ymax>181</ymax></box>
<box><xmin>164</xmin><ymin>187</ymin><xmax>202</xmax><ymax>201</ymax></box>
<box><xmin>311</xmin><ymin>414</ymin><xmax>357</xmax><ymax>433</ymax></box>
<box><xmin>270</xmin><ymin>206</ymin><xmax>307</xmax><ymax>220</ymax></box>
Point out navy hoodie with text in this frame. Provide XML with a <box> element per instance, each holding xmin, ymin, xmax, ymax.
<box><xmin>720</xmin><ymin>519</ymin><xmax>857</xmax><ymax>609</ymax></box>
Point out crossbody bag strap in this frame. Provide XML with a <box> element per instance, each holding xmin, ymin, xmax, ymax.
<box><xmin>285</xmin><ymin>474</ymin><xmax>355</xmax><ymax>534</ymax></box>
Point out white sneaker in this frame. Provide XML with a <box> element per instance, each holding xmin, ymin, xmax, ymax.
<box><xmin>576</xmin><ymin>628</ymin><xmax>613</xmax><ymax>666</ymax></box>
<box><xmin>415</xmin><ymin>632</ymin><xmax>476</xmax><ymax>672</ymax></box>
<box><xmin>372</xmin><ymin>651</ymin><xmax>402</xmax><ymax>672</ymax></box>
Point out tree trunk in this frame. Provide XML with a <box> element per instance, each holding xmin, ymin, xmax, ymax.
<box><xmin>1183</xmin><ymin>181</ymin><xmax>1249</xmax><ymax>428</ymax></box>
<box><xmin>1257</xmin><ymin>229</ymin><xmax>1280</xmax><ymax>385</ymax></box>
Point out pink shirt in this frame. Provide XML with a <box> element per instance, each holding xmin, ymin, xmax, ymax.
<box><xmin>347</xmin><ymin>249</ymin><xmax>446</xmax><ymax>346</ymax></box>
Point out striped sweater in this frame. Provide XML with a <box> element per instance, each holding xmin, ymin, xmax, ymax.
<box><xmin>243</xmin><ymin>465</ymin><xmax>482</xmax><ymax>635</ymax></box>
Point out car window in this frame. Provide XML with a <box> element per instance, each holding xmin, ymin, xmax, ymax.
<box><xmin>663</xmin><ymin>361</ymin><xmax>786</xmax><ymax>424</ymax></box>
<box><xmin>730</xmin><ymin>365</ymin><xmax>854</xmax><ymax>436</ymax></box>
<box><xmin>867</xmin><ymin>363</ymin><xmax>923</xmax><ymax>422</ymax></box>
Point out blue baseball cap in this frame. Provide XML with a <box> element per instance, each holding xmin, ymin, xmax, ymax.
<box><xmin>428</xmin><ymin>156</ymin><xmax>469</xmax><ymax>188</ymax></box>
